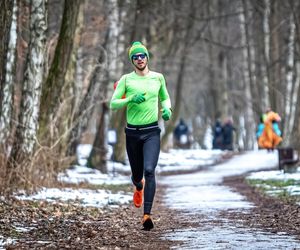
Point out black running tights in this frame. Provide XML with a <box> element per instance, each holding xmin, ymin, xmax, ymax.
<box><xmin>125</xmin><ymin>128</ymin><xmax>161</xmax><ymax>214</ymax></box>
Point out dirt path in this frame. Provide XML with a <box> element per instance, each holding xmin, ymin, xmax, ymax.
<box><xmin>222</xmin><ymin>174</ymin><xmax>300</xmax><ymax>241</ymax></box>
<box><xmin>2</xmin><ymin>173</ymin><xmax>300</xmax><ymax>249</ymax></box>
<box><xmin>2</xmin><ymin>187</ymin><xmax>192</xmax><ymax>249</ymax></box>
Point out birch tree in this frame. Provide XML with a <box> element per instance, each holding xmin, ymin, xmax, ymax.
<box><xmin>261</xmin><ymin>0</ymin><xmax>271</xmax><ymax>110</ymax></box>
<box><xmin>0</xmin><ymin>0</ymin><xmax>17</xmax><ymax>153</ymax></box>
<box><xmin>239</xmin><ymin>0</ymin><xmax>255</xmax><ymax>149</ymax></box>
<box><xmin>10</xmin><ymin>0</ymin><xmax>47</xmax><ymax>163</ymax></box>
<box><xmin>283</xmin><ymin>14</ymin><xmax>296</xmax><ymax>144</ymax></box>
<box><xmin>269</xmin><ymin>0</ymin><xmax>281</xmax><ymax>112</ymax></box>
<box><xmin>290</xmin><ymin>0</ymin><xmax>300</xmax><ymax>148</ymax></box>
<box><xmin>293</xmin><ymin>62</ymin><xmax>300</xmax><ymax>148</ymax></box>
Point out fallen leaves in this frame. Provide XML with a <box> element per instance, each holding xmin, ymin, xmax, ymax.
<box><xmin>0</xmin><ymin>189</ymin><xmax>182</xmax><ymax>249</ymax></box>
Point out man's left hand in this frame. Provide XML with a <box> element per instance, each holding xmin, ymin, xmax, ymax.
<box><xmin>162</xmin><ymin>107</ymin><xmax>172</xmax><ymax>121</ymax></box>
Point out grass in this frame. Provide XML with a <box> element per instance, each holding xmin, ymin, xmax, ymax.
<box><xmin>246</xmin><ymin>178</ymin><xmax>300</xmax><ymax>203</ymax></box>
<box><xmin>247</xmin><ymin>178</ymin><xmax>300</xmax><ymax>188</ymax></box>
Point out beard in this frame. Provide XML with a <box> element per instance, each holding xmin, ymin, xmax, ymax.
<box><xmin>134</xmin><ymin>63</ymin><xmax>147</xmax><ymax>71</ymax></box>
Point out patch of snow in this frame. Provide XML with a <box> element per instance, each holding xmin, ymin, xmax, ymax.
<box><xmin>15</xmin><ymin>188</ymin><xmax>131</xmax><ymax>208</ymax></box>
<box><xmin>0</xmin><ymin>236</ymin><xmax>15</xmax><ymax>250</ymax></box>
<box><xmin>247</xmin><ymin>168</ymin><xmax>300</xmax><ymax>181</ymax></box>
<box><xmin>58</xmin><ymin>164</ymin><xmax>130</xmax><ymax>185</ymax></box>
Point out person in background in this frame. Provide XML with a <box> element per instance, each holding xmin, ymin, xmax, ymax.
<box><xmin>258</xmin><ymin>109</ymin><xmax>282</xmax><ymax>151</ymax></box>
<box><xmin>222</xmin><ymin>118</ymin><xmax>235</xmax><ymax>151</ymax></box>
<box><xmin>256</xmin><ymin>114</ymin><xmax>282</xmax><ymax>146</ymax></box>
<box><xmin>110</xmin><ymin>41</ymin><xmax>172</xmax><ymax>230</ymax></box>
<box><xmin>173</xmin><ymin>118</ymin><xmax>190</xmax><ymax>149</ymax></box>
<box><xmin>212</xmin><ymin>119</ymin><xmax>223</xmax><ymax>149</ymax></box>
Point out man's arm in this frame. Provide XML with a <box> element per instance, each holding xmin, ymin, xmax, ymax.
<box><xmin>158</xmin><ymin>75</ymin><xmax>172</xmax><ymax>120</ymax></box>
<box><xmin>110</xmin><ymin>76</ymin><xmax>131</xmax><ymax>110</ymax></box>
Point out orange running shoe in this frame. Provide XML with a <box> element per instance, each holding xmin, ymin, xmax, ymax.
<box><xmin>142</xmin><ymin>214</ymin><xmax>154</xmax><ymax>230</ymax></box>
<box><xmin>133</xmin><ymin>179</ymin><xmax>144</xmax><ymax>208</ymax></box>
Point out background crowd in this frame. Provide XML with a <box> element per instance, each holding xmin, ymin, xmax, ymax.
<box><xmin>212</xmin><ymin>118</ymin><xmax>235</xmax><ymax>151</ymax></box>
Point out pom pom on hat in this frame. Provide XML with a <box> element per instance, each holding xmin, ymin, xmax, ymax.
<box><xmin>128</xmin><ymin>41</ymin><xmax>149</xmax><ymax>61</ymax></box>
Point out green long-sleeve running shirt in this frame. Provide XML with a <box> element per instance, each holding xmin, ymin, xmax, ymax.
<box><xmin>110</xmin><ymin>71</ymin><xmax>171</xmax><ymax>125</ymax></box>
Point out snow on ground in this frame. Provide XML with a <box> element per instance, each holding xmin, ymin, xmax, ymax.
<box><xmin>248</xmin><ymin>170</ymin><xmax>300</xmax><ymax>181</ymax></box>
<box><xmin>14</xmin><ymin>146</ymin><xmax>300</xmax><ymax>210</ymax></box>
<box><xmin>3</xmin><ymin>147</ymin><xmax>300</xmax><ymax>249</ymax></box>
<box><xmin>161</xmin><ymin>150</ymin><xmax>280</xmax><ymax>213</ymax></box>
<box><xmin>157</xmin><ymin>149</ymin><xmax>224</xmax><ymax>173</ymax></box>
<box><xmin>0</xmin><ymin>237</ymin><xmax>14</xmax><ymax>250</ymax></box>
<box><xmin>162</xmin><ymin>150</ymin><xmax>300</xmax><ymax>248</ymax></box>
<box><xmin>247</xmin><ymin>165</ymin><xmax>300</xmax><ymax>199</ymax></box>
<box><xmin>16</xmin><ymin>188</ymin><xmax>131</xmax><ymax>207</ymax></box>
<box><xmin>57</xmin><ymin>164</ymin><xmax>130</xmax><ymax>185</ymax></box>
<box><xmin>14</xmin><ymin>145</ymin><xmax>227</xmax><ymax>208</ymax></box>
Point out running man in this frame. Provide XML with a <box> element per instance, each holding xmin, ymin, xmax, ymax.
<box><xmin>110</xmin><ymin>41</ymin><xmax>172</xmax><ymax>230</ymax></box>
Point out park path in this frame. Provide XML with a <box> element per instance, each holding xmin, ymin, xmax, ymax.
<box><xmin>160</xmin><ymin>150</ymin><xmax>300</xmax><ymax>249</ymax></box>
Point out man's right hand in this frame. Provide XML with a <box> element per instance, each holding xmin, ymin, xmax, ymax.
<box><xmin>130</xmin><ymin>93</ymin><xmax>146</xmax><ymax>104</ymax></box>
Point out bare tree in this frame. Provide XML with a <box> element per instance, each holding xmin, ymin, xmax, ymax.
<box><xmin>88</xmin><ymin>0</ymin><xmax>122</xmax><ymax>171</ymax></box>
<box><xmin>290</xmin><ymin>0</ymin><xmax>300</xmax><ymax>149</ymax></box>
<box><xmin>38</xmin><ymin>0</ymin><xmax>82</xmax><ymax>141</ymax></box>
<box><xmin>9</xmin><ymin>0</ymin><xmax>47</xmax><ymax>163</ymax></box>
<box><xmin>282</xmin><ymin>14</ymin><xmax>297</xmax><ymax>144</ymax></box>
<box><xmin>0</xmin><ymin>0</ymin><xmax>17</xmax><ymax>153</ymax></box>
<box><xmin>56</xmin><ymin>1</ymin><xmax>85</xmax><ymax>155</ymax></box>
<box><xmin>67</xmin><ymin>45</ymin><xmax>108</xmax><ymax>157</ymax></box>
<box><xmin>239</xmin><ymin>0</ymin><xmax>256</xmax><ymax>149</ymax></box>
<box><xmin>269</xmin><ymin>0</ymin><xmax>282</xmax><ymax>112</ymax></box>
<box><xmin>161</xmin><ymin>0</ymin><xmax>197</xmax><ymax>150</ymax></box>
<box><xmin>261</xmin><ymin>0</ymin><xmax>271</xmax><ymax>109</ymax></box>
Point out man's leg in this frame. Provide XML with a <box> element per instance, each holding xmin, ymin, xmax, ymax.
<box><xmin>143</xmin><ymin>130</ymin><xmax>160</xmax><ymax>214</ymax></box>
<box><xmin>126</xmin><ymin>133</ymin><xmax>144</xmax><ymax>188</ymax></box>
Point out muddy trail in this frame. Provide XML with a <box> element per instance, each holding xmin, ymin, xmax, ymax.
<box><xmin>1</xmin><ymin>177</ymin><xmax>300</xmax><ymax>249</ymax></box>
<box><xmin>2</xmin><ymin>151</ymin><xmax>300</xmax><ymax>249</ymax></box>
<box><xmin>1</xmin><ymin>186</ymin><xmax>190</xmax><ymax>249</ymax></box>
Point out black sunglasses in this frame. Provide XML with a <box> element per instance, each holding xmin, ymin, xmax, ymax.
<box><xmin>132</xmin><ymin>54</ymin><xmax>147</xmax><ymax>60</ymax></box>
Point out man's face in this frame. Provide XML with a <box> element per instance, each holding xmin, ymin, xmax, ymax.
<box><xmin>132</xmin><ymin>53</ymin><xmax>148</xmax><ymax>70</ymax></box>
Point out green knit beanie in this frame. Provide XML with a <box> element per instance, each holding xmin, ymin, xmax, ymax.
<box><xmin>128</xmin><ymin>41</ymin><xmax>149</xmax><ymax>61</ymax></box>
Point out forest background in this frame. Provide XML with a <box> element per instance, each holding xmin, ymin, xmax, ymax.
<box><xmin>1</xmin><ymin>0</ymin><xmax>300</xmax><ymax>193</ymax></box>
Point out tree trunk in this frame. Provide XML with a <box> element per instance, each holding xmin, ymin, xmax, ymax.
<box><xmin>66</xmin><ymin>43</ymin><xmax>107</xmax><ymax>157</ymax></box>
<box><xmin>292</xmin><ymin>62</ymin><xmax>300</xmax><ymax>148</ymax></box>
<box><xmin>111</xmin><ymin>108</ymin><xmax>127</xmax><ymax>163</ymax></box>
<box><xmin>206</xmin><ymin>0</ymin><xmax>218</xmax><ymax>121</ymax></box>
<box><xmin>161</xmin><ymin>0</ymin><xmax>196</xmax><ymax>150</ymax></box>
<box><xmin>56</xmin><ymin>1</ymin><xmax>84</xmax><ymax>155</ymax></box>
<box><xmin>240</xmin><ymin>0</ymin><xmax>255</xmax><ymax>150</ymax></box>
<box><xmin>283</xmin><ymin>15</ymin><xmax>296</xmax><ymax>144</ymax></box>
<box><xmin>261</xmin><ymin>0</ymin><xmax>271</xmax><ymax>110</ymax></box>
<box><xmin>9</xmin><ymin>0</ymin><xmax>47</xmax><ymax>163</ymax></box>
<box><xmin>88</xmin><ymin>103</ymin><xmax>109</xmax><ymax>172</ymax></box>
<box><xmin>0</xmin><ymin>0</ymin><xmax>17</xmax><ymax>152</ymax></box>
<box><xmin>269</xmin><ymin>0</ymin><xmax>281</xmax><ymax>112</ymax></box>
<box><xmin>38</xmin><ymin>0</ymin><xmax>81</xmax><ymax>141</ymax></box>
<box><xmin>89</xmin><ymin>0</ymin><xmax>122</xmax><ymax>171</ymax></box>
